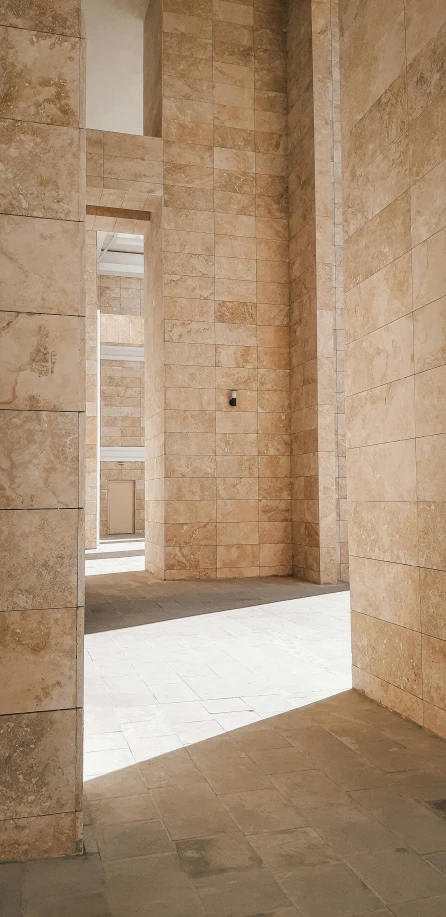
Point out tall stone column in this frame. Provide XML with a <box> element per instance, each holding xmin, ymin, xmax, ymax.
<box><xmin>85</xmin><ymin>227</ymin><xmax>99</xmax><ymax>549</ymax></box>
<box><xmin>340</xmin><ymin>0</ymin><xmax>446</xmax><ymax>733</ymax></box>
<box><xmin>0</xmin><ymin>1</ymin><xmax>85</xmax><ymax>859</ymax></box>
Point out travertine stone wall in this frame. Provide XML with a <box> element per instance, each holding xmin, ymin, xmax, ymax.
<box><xmin>340</xmin><ymin>0</ymin><xmax>446</xmax><ymax>734</ymax></box>
<box><xmin>144</xmin><ymin>0</ymin><xmax>293</xmax><ymax>580</ymax></box>
<box><xmin>100</xmin><ymin>360</ymin><xmax>144</xmax><ymax>449</ymax></box>
<box><xmin>99</xmin><ymin>276</ymin><xmax>143</xmax><ymax>315</ymax></box>
<box><xmin>288</xmin><ymin>0</ymin><xmax>338</xmax><ymax>584</ymax></box>
<box><xmin>85</xmin><ymin>229</ymin><xmax>98</xmax><ymax>549</ymax></box>
<box><xmin>0</xmin><ymin>1</ymin><xmax>85</xmax><ymax>859</ymax></box>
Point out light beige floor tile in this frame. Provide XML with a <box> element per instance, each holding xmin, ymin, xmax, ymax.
<box><xmin>176</xmin><ymin>833</ymin><xmax>262</xmax><ymax>878</ymax></box>
<box><xmin>220</xmin><ymin>788</ymin><xmax>306</xmax><ymax>834</ymax></box>
<box><xmin>194</xmin><ymin>866</ymin><xmax>290</xmax><ymax>917</ymax></box>
<box><xmin>344</xmin><ymin>848</ymin><xmax>446</xmax><ymax>904</ymax></box>
<box><xmin>95</xmin><ymin>819</ymin><xmax>172</xmax><ymax>861</ymax></box>
<box><xmin>152</xmin><ymin>784</ymin><xmax>238</xmax><ymax>840</ymax></box>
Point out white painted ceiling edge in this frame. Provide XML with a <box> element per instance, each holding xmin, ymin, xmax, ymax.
<box><xmin>86</xmin><ymin>0</ymin><xmax>149</xmax><ymax>135</ymax></box>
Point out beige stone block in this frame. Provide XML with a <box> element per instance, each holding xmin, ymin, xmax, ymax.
<box><xmin>352</xmin><ymin>666</ymin><xmax>424</xmax><ymax>725</ymax></box>
<box><xmin>0</xmin><ymin>709</ymin><xmax>76</xmax><ymax>819</ymax></box>
<box><xmin>409</xmin><ymin>89</ymin><xmax>446</xmax><ymax>183</ymax></box>
<box><xmin>0</xmin><ymin>609</ymin><xmax>77</xmax><ymax>715</ymax></box>
<box><xmin>164</xmin><ymin>185</ymin><xmax>213</xmax><ymax>212</ymax></box>
<box><xmin>216</xmin><ymin>411</ymin><xmax>257</xmax><ymax>434</ymax></box>
<box><xmin>216</xmin><ymin>367</ymin><xmax>257</xmax><ymax>389</ymax></box>
<box><xmin>165</xmin><ymin>500</ymin><xmax>216</xmax><ymax>524</ymax></box>
<box><xmin>217</xmin><ymin>565</ymin><xmax>259</xmax><ymax>579</ymax></box>
<box><xmin>342</xmin><ymin>13</ymin><xmax>405</xmax><ymax>133</ymax></box>
<box><xmin>416</xmin><ymin>434</ymin><xmax>446</xmax><ymax>500</ymax></box>
<box><xmin>213</xmin><ymin>82</ymin><xmax>254</xmax><ymax>110</ymax></box>
<box><xmin>407</xmin><ymin>20</ymin><xmax>446</xmax><ymax>119</ymax></box>
<box><xmin>422</xmin><ymin>634</ymin><xmax>446</xmax><ymax>709</ymax></box>
<box><xmin>217</xmin><ymin>522</ymin><xmax>258</xmax><ymax>545</ymax></box>
<box><xmin>164</xmin><ymin>299</ymin><xmax>214</xmax><ymax>323</ymax></box>
<box><xmin>0</xmin><ymin>312</ymin><xmax>83</xmax><ymax>411</ymax></box>
<box><xmin>165</xmin><ymin>544</ymin><xmax>216</xmax><ymax>571</ymax></box>
<box><xmin>164</xmin><ymin>432</ymin><xmax>215</xmax><ymax>456</ymax></box>
<box><xmin>215</xmin><ymin>235</ymin><xmax>256</xmax><ymax>260</ymax></box>
<box><xmin>163</xmin><ymin>208</ymin><xmax>214</xmax><ymax>234</ymax></box>
<box><xmin>0</xmin><ymin>411</ymin><xmax>79</xmax><ymax>510</ymax></box>
<box><xmin>349</xmin><ymin>556</ymin><xmax>420</xmax><ymax>630</ymax></box>
<box><xmin>344</xmin><ymin>252</ymin><xmax>412</xmax><ymax>344</ymax></box>
<box><xmin>344</xmin><ymin>193</ymin><xmax>411</xmax><ymax>292</ymax></box>
<box><xmin>352</xmin><ymin>610</ymin><xmax>422</xmax><ymax>695</ymax></box>
<box><xmin>0</xmin><ymin>26</ymin><xmax>80</xmax><ymax>126</ymax></box>
<box><xmin>216</xmin><ymin>433</ymin><xmax>257</xmax><ymax>455</ymax></box>
<box><xmin>216</xmin><ymin>477</ymin><xmax>258</xmax><ymax>501</ymax></box>
<box><xmin>163</xmin><ymin>230</ymin><xmax>214</xmax><ymax>257</ymax></box>
<box><xmin>418</xmin><ymin>501</ymin><xmax>446</xmax><ymax>570</ymax></box>
<box><xmin>0</xmin><ymin>508</ymin><xmax>78</xmax><ymax>611</ymax></box>
<box><xmin>165</xmin><ymin>409</ymin><xmax>215</xmax><ymax>433</ymax></box>
<box><xmin>0</xmin><ymin>812</ymin><xmax>77</xmax><ymax>862</ymax></box>
<box><xmin>214</xmin><ymin>190</ymin><xmax>254</xmax><ymax>215</ymax></box>
<box><xmin>164</xmin><ymin>342</ymin><xmax>215</xmax><ymax>366</ymax></box>
<box><xmin>0</xmin><ymin>0</ymin><xmax>81</xmax><ymax>34</ymax></box>
<box><xmin>215</xmin><ymin>301</ymin><xmax>256</xmax><ymax>324</ymax></box>
<box><xmin>217</xmin><ymin>544</ymin><xmax>259</xmax><ymax>569</ymax></box>
<box><xmin>164</xmin><ymin>320</ymin><xmax>214</xmax><ymax>345</ymax></box>
<box><xmin>164</xmin><ymin>162</ymin><xmax>213</xmax><ymax>189</ymax></box>
<box><xmin>0</xmin><ymin>119</ymin><xmax>81</xmax><ymax>220</ymax></box>
<box><xmin>420</xmin><ymin>567</ymin><xmax>446</xmax><ymax>640</ymax></box>
<box><xmin>346</xmin><ymin>313</ymin><xmax>414</xmax><ymax>396</ymax></box>
<box><xmin>411</xmin><ymin>159</ymin><xmax>446</xmax><ymax>247</ymax></box>
<box><xmin>348</xmin><ymin>500</ymin><xmax>418</xmax><ymax>564</ymax></box>
<box><xmin>414</xmin><ymin>296</ymin><xmax>446</xmax><ymax>374</ymax></box>
<box><xmin>215</xmin><ymin>322</ymin><xmax>256</xmax><ymax>345</ymax></box>
<box><xmin>423</xmin><ymin>701</ymin><xmax>446</xmax><ymax>738</ymax></box>
<box><xmin>165</xmin><ymin>522</ymin><xmax>216</xmax><ymax>546</ymax></box>
<box><xmin>165</xmin><ymin>364</ymin><xmax>215</xmax><ymax>388</ymax></box>
<box><xmin>216</xmin><ymin>345</ymin><xmax>257</xmax><ymax>368</ymax></box>
<box><xmin>259</xmin><ymin>520</ymin><xmax>291</xmax><ymax>544</ymax></box>
<box><xmin>214</xmin><ymin>103</ymin><xmax>255</xmax><ymax>131</ymax></box>
<box><xmin>412</xmin><ymin>224</ymin><xmax>446</xmax><ymax>310</ymax></box>
<box><xmin>406</xmin><ymin>0</ymin><xmax>446</xmax><ymax>63</ymax></box>
<box><xmin>0</xmin><ymin>214</ymin><xmax>84</xmax><ymax>316</ymax></box>
<box><xmin>217</xmin><ymin>500</ymin><xmax>258</xmax><ymax>523</ymax></box>
<box><xmin>165</xmin><ymin>388</ymin><xmax>215</xmax><ymax>412</ymax></box>
<box><xmin>346</xmin><ymin>377</ymin><xmax>415</xmax><ymax>448</ymax></box>
<box><xmin>256</xmin><ymin>217</ymin><xmax>288</xmax><ymax>241</ymax></box>
<box><xmin>415</xmin><ymin>364</ymin><xmax>446</xmax><ymax>437</ymax></box>
<box><xmin>215</xmin><ymin>257</ymin><xmax>255</xmax><ymax>283</ymax></box>
<box><xmin>344</xmin><ymin>132</ymin><xmax>410</xmax><ymax>239</ymax></box>
<box><xmin>165</xmin><ymin>455</ymin><xmax>216</xmax><ymax>478</ymax></box>
<box><xmin>347</xmin><ymin>440</ymin><xmax>416</xmax><ymax>503</ymax></box>
<box><xmin>214</xmin><ymin>212</ymin><xmax>255</xmax><ymax>237</ymax></box>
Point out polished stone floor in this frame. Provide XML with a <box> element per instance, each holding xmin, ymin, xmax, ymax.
<box><xmin>3</xmin><ymin>574</ymin><xmax>446</xmax><ymax>917</ymax></box>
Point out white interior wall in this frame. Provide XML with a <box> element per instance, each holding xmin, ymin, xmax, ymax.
<box><xmin>86</xmin><ymin>0</ymin><xmax>148</xmax><ymax>134</ymax></box>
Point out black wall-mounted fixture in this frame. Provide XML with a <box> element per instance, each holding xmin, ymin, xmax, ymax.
<box><xmin>229</xmin><ymin>390</ymin><xmax>237</xmax><ymax>407</ymax></box>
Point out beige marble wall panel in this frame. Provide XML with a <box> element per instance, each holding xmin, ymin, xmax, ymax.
<box><xmin>0</xmin><ymin>1</ymin><xmax>84</xmax><ymax>859</ymax></box>
<box><xmin>341</xmin><ymin>0</ymin><xmax>446</xmax><ymax>735</ymax></box>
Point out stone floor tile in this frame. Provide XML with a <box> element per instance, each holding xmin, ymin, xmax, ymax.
<box><xmin>355</xmin><ymin>739</ymin><xmax>426</xmax><ymax>773</ymax></box>
<box><xmin>23</xmin><ymin>891</ymin><xmax>111</xmax><ymax>917</ymax></box>
<box><xmin>104</xmin><ymin>853</ymin><xmax>194</xmax><ymax>912</ymax></box>
<box><xmin>84</xmin><ymin>768</ymin><xmax>148</xmax><ymax>802</ymax></box>
<box><xmin>390</xmin><ymin>895</ymin><xmax>446</xmax><ymax>916</ymax></box>
<box><xmin>271</xmin><ymin>768</ymin><xmax>349</xmax><ymax>808</ymax></box>
<box><xmin>84</xmin><ymin>748</ymin><xmax>135</xmax><ymax>778</ymax></box>
<box><xmin>344</xmin><ymin>848</ymin><xmax>446</xmax><ymax>904</ymax></box>
<box><xmin>95</xmin><ymin>819</ymin><xmax>172</xmax><ymax>861</ymax></box>
<box><xmin>246</xmin><ymin>746</ymin><xmax>313</xmax><ymax>774</ymax></box>
<box><xmin>0</xmin><ymin>862</ymin><xmax>21</xmax><ymax>917</ymax></box>
<box><xmin>23</xmin><ymin>854</ymin><xmax>104</xmax><ymax>900</ymax></box>
<box><xmin>220</xmin><ymin>788</ymin><xmax>306</xmax><ymax>834</ymax></box>
<box><xmin>391</xmin><ymin>769</ymin><xmax>446</xmax><ymax>802</ymax></box>
<box><xmin>152</xmin><ymin>683</ymin><xmax>201</xmax><ymax>703</ymax></box>
<box><xmin>194</xmin><ymin>753</ymin><xmax>274</xmax><ymax>794</ymax></box>
<box><xmin>183</xmin><ymin>675</ymin><xmax>237</xmax><ymax>700</ymax></box>
<box><xmin>305</xmin><ymin>804</ymin><xmax>400</xmax><ymax>856</ymax></box>
<box><xmin>193</xmin><ymin>866</ymin><xmax>290</xmax><ymax>917</ymax></box>
<box><xmin>247</xmin><ymin>827</ymin><xmax>339</xmax><ymax>880</ymax></box>
<box><xmin>284</xmin><ymin>726</ymin><xmax>387</xmax><ymax>790</ymax></box>
<box><xmin>89</xmin><ymin>793</ymin><xmax>157</xmax><ymax>826</ymax></box>
<box><xmin>232</xmin><ymin>728</ymin><xmax>292</xmax><ymax>752</ymax></box>
<box><xmin>152</xmin><ymin>783</ymin><xmax>238</xmax><ymax>839</ymax></box>
<box><xmin>425</xmin><ymin>851</ymin><xmax>446</xmax><ymax>876</ymax></box>
<box><xmin>351</xmin><ymin>787</ymin><xmax>446</xmax><ymax>855</ymax></box>
<box><xmin>279</xmin><ymin>861</ymin><xmax>383</xmax><ymax>917</ymax></box>
<box><xmin>176</xmin><ymin>833</ymin><xmax>262</xmax><ymax>878</ymax></box>
<box><xmin>139</xmin><ymin>749</ymin><xmax>207</xmax><ymax>789</ymax></box>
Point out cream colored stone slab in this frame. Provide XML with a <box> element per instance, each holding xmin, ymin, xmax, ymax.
<box><xmin>0</xmin><ymin>313</ymin><xmax>83</xmax><ymax>411</ymax></box>
<box><xmin>0</xmin><ymin>609</ymin><xmax>76</xmax><ymax>714</ymax></box>
<box><xmin>406</xmin><ymin>0</ymin><xmax>446</xmax><ymax>64</ymax></box>
<box><xmin>344</xmin><ymin>253</ymin><xmax>412</xmax><ymax>344</ymax></box>
<box><xmin>349</xmin><ymin>556</ymin><xmax>421</xmax><ymax>630</ymax></box>
<box><xmin>0</xmin><ymin>119</ymin><xmax>81</xmax><ymax>220</ymax></box>
<box><xmin>422</xmin><ymin>634</ymin><xmax>446</xmax><ymax>710</ymax></box>
<box><xmin>347</xmin><ymin>440</ymin><xmax>416</xmax><ymax>502</ymax></box>
<box><xmin>0</xmin><ymin>508</ymin><xmax>78</xmax><ymax>610</ymax></box>
<box><xmin>0</xmin><ymin>1</ymin><xmax>81</xmax><ymax>35</ymax></box>
<box><xmin>0</xmin><ymin>26</ymin><xmax>80</xmax><ymax>125</ymax></box>
<box><xmin>0</xmin><ymin>709</ymin><xmax>76</xmax><ymax>819</ymax></box>
<box><xmin>0</xmin><ymin>214</ymin><xmax>84</xmax><ymax>315</ymax></box>
<box><xmin>409</xmin><ymin>89</ymin><xmax>446</xmax><ymax>183</ymax></box>
<box><xmin>414</xmin><ymin>297</ymin><xmax>446</xmax><ymax>373</ymax></box>
<box><xmin>351</xmin><ymin>611</ymin><xmax>422</xmax><ymax>696</ymax></box>
<box><xmin>346</xmin><ymin>377</ymin><xmax>415</xmax><ymax>448</ymax></box>
<box><xmin>416</xmin><ymin>434</ymin><xmax>446</xmax><ymax>500</ymax></box>
<box><xmin>420</xmin><ymin>567</ymin><xmax>446</xmax><ymax>640</ymax></box>
<box><xmin>348</xmin><ymin>500</ymin><xmax>418</xmax><ymax>565</ymax></box>
<box><xmin>0</xmin><ymin>411</ymin><xmax>78</xmax><ymax>509</ymax></box>
<box><xmin>0</xmin><ymin>812</ymin><xmax>77</xmax><ymax>862</ymax></box>
<box><xmin>418</xmin><ymin>501</ymin><xmax>446</xmax><ymax>570</ymax></box>
<box><xmin>415</xmin><ymin>364</ymin><xmax>446</xmax><ymax>437</ymax></box>
<box><xmin>345</xmin><ymin>314</ymin><xmax>414</xmax><ymax>396</ymax></box>
<box><xmin>344</xmin><ymin>193</ymin><xmax>411</xmax><ymax>292</ymax></box>
<box><xmin>411</xmin><ymin>159</ymin><xmax>446</xmax><ymax>247</ymax></box>
<box><xmin>412</xmin><ymin>224</ymin><xmax>446</xmax><ymax>311</ymax></box>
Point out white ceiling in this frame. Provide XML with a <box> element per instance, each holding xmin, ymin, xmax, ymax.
<box><xmin>86</xmin><ymin>0</ymin><xmax>149</xmax><ymax>135</ymax></box>
<box><xmin>97</xmin><ymin>232</ymin><xmax>144</xmax><ymax>276</ymax></box>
